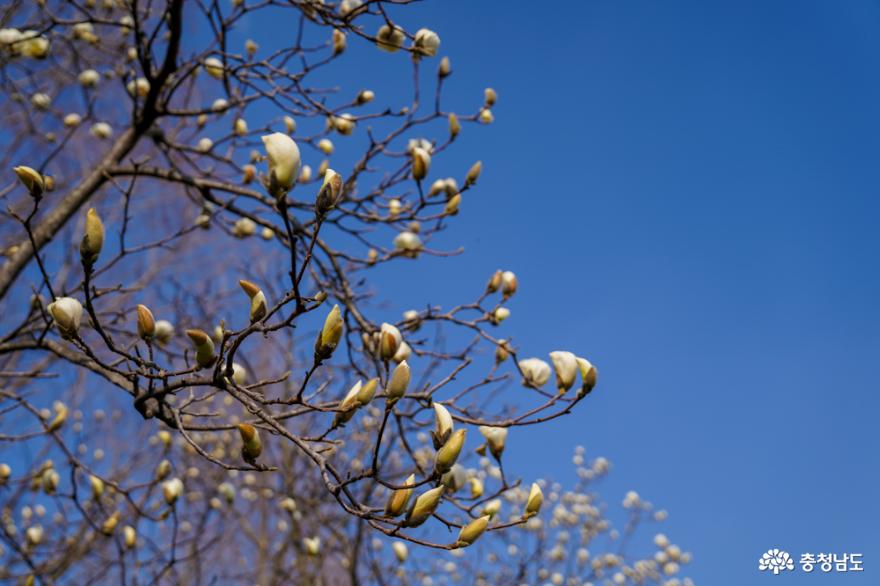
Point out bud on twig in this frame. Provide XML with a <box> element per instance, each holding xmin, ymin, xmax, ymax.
<box><xmin>456</xmin><ymin>515</ymin><xmax>490</xmax><ymax>547</ymax></box>
<box><xmin>432</xmin><ymin>402</ymin><xmax>454</xmax><ymax>448</ymax></box>
<box><xmin>80</xmin><ymin>208</ymin><xmax>104</xmax><ymax>266</ymax></box>
<box><xmin>239</xmin><ymin>279</ymin><xmax>268</xmax><ymax>324</ymax></box>
<box><xmin>378</xmin><ymin>322</ymin><xmax>402</xmax><ymax>361</ymax></box>
<box><xmin>315</xmin><ymin>169</ymin><xmax>343</xmax><ymax>215</ymax></box>
<box><xmin>262</xmin><ymin>132</ymin><xmax>301</xmax><ymax>194</ymax></box>
<box><xmin>478</xmin><ymin>426</ymin><xmax>508</xmax><ymax>460</ymax></box>
<box><xmin>13</xmin><ymin>166</ymin><xmax>44</xmax><ymax>197</ymax></box>
<box><xmin>47</xmin><ymin>297</ymin><xmax>83</xmax><ymax>338</ymax></box>
<box><xmin>385</xmin><ymin>473</ymin><xmax>415</xmax><ymax>517</ymax></box>
<box><xmin>524</xmin><ymin>482</ymin><xmax>544</xmax><ymax>518</ymax></box>
<box><xmin>434</xmin><ymin>428</ymin><xmax>466</xmax><ymax>474</ymax></box>
<box><xmin>136</xmin><ymin>304</ymin><xmax>155</xmax><ymax>339</ymax></box>
<box><xmin>549</xmin><ymin>351</ymin><xmax>578</xmax><ymax>392</ymax></box>
<box><xmin>411</xmin><ymin>147</ymin><xmax>431</xmax><ymax>181</ymax></box>
<box><xmin>386</xmin><ymin>360</ymin><xmax>410</xmax><ymax>404</ymax></box>
<box><xmin>392</xmin><ymin>541</ymin><xmax>408</xmax><ymax>562</ymax></box>
<box><xmin>403</xmin><ymin>485</ymin><xmax>444</xmax><ymax>527</ymax></box>
<box><xmin>518</xmin><ymin>357</ymin><xmax>551</xmax><ymax>388</ymax></box>
<box><xmin>465</xmin><ymin>160</ymin><xmax>482</xmax><ymax>186</ymax></box>
<box><xmin>576</xmin><ymin>357</ymin><xmax>598</xmax><ymax>396</ymax></box>
<box><xmin>237</xmin><ymin>423</ymin><xmax>262</xmax><ymax>464</ymax></box>
<box><xmin>315</xmin><ymin>304</ymin><xmax>343</xmax><ymax>359</ymax></box>
<box><xmin>185</xmin><ymin>329</ymin><xmax>216</xmax><ymax>368</ymax></box>
<box><xmin>162</xmin><ymin>478</ymin><xmax>183</xmax><ymax>505</ymax></box>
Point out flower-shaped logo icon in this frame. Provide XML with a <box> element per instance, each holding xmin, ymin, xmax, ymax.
<box><xmin>759</xmin><ymin>549</ymin><xmax>795</xmax><ymax>574</ymax></box>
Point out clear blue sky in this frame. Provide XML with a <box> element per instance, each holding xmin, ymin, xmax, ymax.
<box><xmin>322</xmin><ymin>1</ymin><xmax>880</xmax><ymax>583</ymax></box>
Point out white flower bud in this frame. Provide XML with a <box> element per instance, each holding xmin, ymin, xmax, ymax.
<box><xmin>392</xmin><ymin>541</ymin><xmax>408</xmax><ymax>562</ymax></box>
<box><xmin>386</xmin><ymin>360</ymin><xmax>410</xmax><ymax>402</ymax></box>
<box><xmin>204</xmin><ymin>57</ymin><xmax>224</xmax><ymax>79</ymax></box>
<box><xmin>163</xmin><ymin>478</ymin><xmax>184</xmax><ymax>505</ymax></box>
<box><xmin>413</xmin><ymin>28</ymin><xmax>440</xmax><ymax>57</ymax></box>
<box><xmin>154</xmin><ymin>320</ymin><xmax>174</xmax><ymax>344</ymax></box>
<box><xmin>376</xmin><ymin>24</ymin><xmax>405</xmax><ymax>52</ymax></box>
<box><xmin>63</xmin><ymin>113</ymin><xmax>82</xmax><ymax>127</ymax></box>
<box><xmin>78</xmin><ymin>69</ymin><xmax>100</xmax><ymax>88</ymax></box>
<box><xmin>549</xmin><ymin>351</ymin><xmax>578</xmax><ymax>392</ymax></box>
<box><xmin>47</xmin><ymin>297</ymin><xmax>83</xmax><ymax>336</ymax></box>
<box><xmin>90</xmin><ymin>122</ymin><xmax>112</xmax><ymax>139</ymax></box>
<box><xmin>518</xmin><ymin>358</ymin><xmax>551</xmax><ymax>387</ymax></box>
<box><xmin>126</xmin><ymin>77</ymin><xmax>150</xmax><ymax>97</ymax></box>
<box><xmin>478</xmin><ymin>426</ymin><xmax>508</xmax><ymax>460</ymax></box>
<box><xmin>378</xmin><ymin>322</ymin><xmax>402</xmax><ymax>360</ymax></box>
<box><xmin>262</xmin><ymin>132</ymin><xmax>301</xmax><ymax>192</ymax></box>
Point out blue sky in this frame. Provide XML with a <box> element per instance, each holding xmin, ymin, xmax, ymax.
<box><xmin>334</xmin><ymin>0</ymin><xmax>880</xmax><ymax>583</ymax></box>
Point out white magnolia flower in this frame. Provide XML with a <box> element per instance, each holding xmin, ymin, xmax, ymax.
<box><xmin>78</xmin><ymin>69</ymin><xmax>100</xmax><ymax>88</ymax></box>
<box><xmin>30</xmin><ymin>93</ymin><xmax>51</xmax><ymax>110</ymax></box>
<box><xmin>47</xmin><ymin>297</ymin><xmax>84</xmax><ymax>335</ymax></box>
<box><xmin>63</xmin><ymin>113</ymin><xmax>82</xmax><ymax>127</ymax></box>
<box><xmin>549</xmin><ymin>351</ymin><xmax>578</xmax><ymax>391</ymax></box>
<box><xmin>261</xmin><ymin>132</ymin><xmax>301</xmax><ymax>191</ymax></box>
<box><xmin>204</xmin><ymin>57</ymin><xmax>225</xmax><ymax>79</ymax></box>
<box><xmin>376</xmin><ymin>24</ymin><xmax>405</xmax><ymax>52</ymax></box>
<box><xmin>413</xmin><ymin>28</ymin><xmax>441</xmax><ymax>57</ymax></box>
<box><xmin>478</xmin><ymin>426</ymin><xmax>508</xmax><ymax>459</ymax></box>
<box><xmin>518</xmin><ymin>358</ymin><xmax>551</xmax><ymax>387</ymax></box>
<box><xmin>90</xmin><ymin>122</ymin><xmax>113</xmax><ymax>139</ymax></box>
<box><xmin>196</xmin><ymin>138</ymin><xmax>213</xmax><ymax>153</ymax></box>
<box><xmin>393</xmin><ymin>231</ymin><xmax>422</xmax><ymax>253</ymax></box>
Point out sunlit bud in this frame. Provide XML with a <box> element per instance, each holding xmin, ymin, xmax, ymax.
<box><xmin>280</xmin><ymin>497</ymin><xmax>297</xmax><ymax>513</ymax></box>
<box><xmin>404</xmin><ymin>485</ymin><xmax>444</xmax><ymax>527</ymax></box>
<box><xmin>48</xmin><ymin>401</ymin><xmax>67</xmax><ymax>431</ymax></box>
<box><xmin>444</xmin><ymin>193</ymin><xmax>461</xmax><ymax>215</ymax></box>
<box><xmin>435</xmin><ymin>428</ymin><xmax>466</xmax><ymax>474</ymax></box>
<box><xmin>576</xmin><ymin>357</ymin><xmax>598</xmax><ymax>396</ymax></box>
<box><xmin>238</xmin><ymin>279</ymin><xmax>267</xmax><ymax>323</ymax></box>
<box><xmin>317</xmin><ymin>138</ymin><xmax>334</xmax><ymax>155</ymax></box>
<box><xmin>261</xmin><ymin>132</ymin><xmax>301</xmax><ymax>193</ymax></box>
<box><xmin>196</xmin><ymin>137</ymin><xmax>213</xmax><ymax>153</ymax></box>
<box><xmin>387</xmin><ymin>198</ymin><xmax>402</xmax><ymax>218</ymax></box>
<box><xmin>260</xmin><ymin>227</ymin><xmax>274</xmax><ymax>240</ymax></box>
<box><xmin>162</xmin><ymin>478</ymin><xmax>184</xmax><ymax>505</ymax></box>
<box><xmin>492</xmin><ymin>307</ymin><xmax>510</xmax><ymax>324</ymax></box>
<box><xmin>41</xmin><ymin>468</ymin><xmax>59</xmax><ymax>494</ymax></box>
<box><xmin>356</xmin><ymin>89</ymin><xmax>375</xmax><ymax>104</ymax></box>
<box><xmin>315</xmin><ymin>168</ymin><xmax>343</xmax><ymax>214</ymax></box>
<box><xmin>339</xmin><ymin>0</ymin><xmax>363</xmax><ymax>15</ymax></box>
<box><xmin>238</xmin><ymin>164</ymin><xmax>255</xmax><ymax>185</ymax></box>
<box><xmin>518</xmin><ymin>357</ymin><xmax>551</xmax><ymax>387</ymax></box>
<box><xmin>208</xmin><ymin>98</ymin><xmax>228</xmax><ymax>113</ymax></box>
<box><xmin>332</xmin><ymin>29</ymin><xmax>346</xmax><ymax>54</ymax></box>
<box><xmin>392</xmin><ymin>541</ymin><xmax>408</xmax><ymax>562</ymax></box>
<box><xmin>367</xmin><ymin>248</ymin><xmax>378</xmax><ymax>264</ymax></box>
<box><xmin>449</xmin><ymin>113</ymin><xmax>461</xmax><ymax>137</ymax></box>
<box><xmin>501</xmin><ymin>271</ymin><xmax>517</xmax><ymax>298</ymax></box>
<box><xmin>334</xmin><ymin>113</ymin><xmax>356</xmax><ymax>135</ymax></box>
<box><xmin>204</xmin><ymin>57</ymin><xmax>224</xmax><ymax>79</ymax></box>
<box><xmin>47</xmin><ymin>297</ymin><xmax>83</xmax><ymax>337</ymax></box>
<box><xmin>524</xmin><ymin>482</ymin><xmax>544</xmax><ymax>517</ymax></box>
<box><xmin>25</xmin><ymin>525</ymin><xmax>43</xmax><ymax>546</ymax></box>
<box><xmin>236</xmin><ymin>35</ymin><xmax>256</xmax><ymax>58</ymax></box>
<box><xmin>303</xmin><ymin>536</ymin><xmax>321</xmax><ymax>556</ymax></box>
<box><xmin>230</xmin><ymin>362</ymin><xmax>247</xmax><ymax>385</ymax></box>
<box><xmin>478</xmin><ymin>426</ymin><xmax>508</xmax><ymax>460</ymax></box>
<box><xmin>484</xmin><ymin>88</ymin><xmax>497</xmax><ymax>106</ymax></box>
<box><xmin>550</xmin><ymin>351</ymin><xmax>578</xmax><ymax>392</ymax></box>
<box><xmin>123</xmin><ymin>525</ymin><xmax>137</xmax><ymax>548</ymax></box>
<box><xmin>157</xmin><ymin>430</ymin><xmax>172</xmax><ymax>448</ymax></box>
<box><xmin>196</xmin><ymin>114</ymin><xmax>208</xmax><ymax>128</ymax></box>
<box><xmin>413</xmin><ymin>28</ymin><xmax>441</xmax><ymax>57</ymax></box>
<box><xmin>134</xmin><ymin>304</ymin><xmax>156</xmax><ymax>339</ymax></box>
<box><xmin>238</xmin><ymin>423</ymin><xmax>262</xmax><ymax>463</ymax></box>
<box><xmin>433</xmin><ymin>403</ymin><xmax>454</xmax><ymax>447</ymax></box>
<box><xmin>439</xmin><ymin>56</ymin><xmax>451</xmax><ymax>77</ymax></box>
<box><xmin>233</xmin><ymin>217</ymin><xmax>256</xmax><ymax>237</ymax></box>
<box><xmin>90</xmin><ymin>122</ymin><xmax>112</xmax><ymax>139</ymax></box>
<box><xmin>80</xmin><ymin>207</ymin><xmax>104</xmax><ymax>265</ymax></box>
<box><xmin>386</xmin><ymin>360</ymin><xmax>410</xmax><ymax>402</ymax></box>
<box><xmin>127</xmin><ymin>47</ymin><xmax>137</xmax><ymax>60</ymax></box>
<box><xmin>126</xmin><ymin>77</ymin><xmax>150</xmax><ymax>98</ymax></box>
<box><xmin>482</xmin><ymin>498</ymin><xmax>501</xmax><ymax>518</ymax></box>
<box><xmin>486</xmin><ymin>270</ymin><xmax>503</xmax><ymax>293</ymax></box>
<box><xmin>393</xmin><ymin>231</ymin><xmax>422</xmax><ymax>256</ymax></box>
<box><xmin>185</xmin><ymin>329</ymin><xmax>216</xmax><ymax>368</ymax></box>
<box><xmin>20</xmin><ymin>33</ymin><xmax>49</xmax><ymax>58</ymax></box>
<box><xmin>315</xmin><ymin>304</ymin><xmax>343</xmax><ymax>359</ymax></box>
<box><xmin>155</xmin><ymin>459</ymin><xmax>171</xmax><ymax>480</ymax></box>
<box><xmin>13</xmin><ymin>166</ymin><xmax>44</xmax><ymax>197</ymax></box>
<box><xmin>465</xmin><ymin>160</ymin><xmax>482</xmax><ymax>186</ymax></box>
<box><xmin>479</xmin><ymin>109</ymin><xmax>494</xmax><ymax>124</ymax></box>
<box><xmin>0</xmin><ymin>464</ymin><xmax>10</xmax><ymax>484</ymax></box>
<box><xmin>282</xmin><ymin>116</ymin><xmax>296</xmax><ymax>135</ymax></box>
<box><xmin>376</xmin><ymin>23</ymin><xmax>405</xmax><ymax>52</ymax></box>
<box><xmin>469</xmin><ymin>477</ymin><xmax>483</xmax><ymax>499</ymax></box>
<box><xmin>335</xmin><ymin>380</ymin><xmax>363</xmax><ymax>425</ymax></box>
<box><xmin>317</xmin><ymin>159</ymin><xmax>330</xmax><ymax>178</ymax></box>
<box><xmin>456</xmin><ymin>515</ymin><xmax>490</xmax><ymax>547</ymax></box>
<box><xmin>63</xmin><ymin>113</ymin><xmax>82</xmax><ymax>127</ymax></box>
<box><xmin>495</xmin><ymin>340</ymin><xmax>511</xmax><ymax>363</ymax></box>
<box><xmin>385</xmin><ymin>473</ymin><xmax>415</xmax><ymax>517</ymax></box>
<box><xmin>78</xmin><ymin>69</ymin><xmax>100</xmax><ymax>87</ymax></box>
<box><xmin>411</xmin><ymin>147</ymin><xmax>431</xmax><ymax>181</ymax></box>
<box><xmin>154</xmin><ymin>320</ymin><xmax>174</xmax><ymax>344</ymax></box>
<box><xmin>379</xmin><ymin>322</ymin><xmax>402</xmax><ymax>360</ymax></box>
<box><xmin>101</xmin><ymin>511</ymin><xmax>120</xmax><ymax>535</ymax></box>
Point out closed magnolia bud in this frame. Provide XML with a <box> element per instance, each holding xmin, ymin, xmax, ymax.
<box><xmin>154</xmin><ymin>320</ymin><xmax>174</xmax><ymax>344</ymax></box>
<box><xmin>469</xmin><ymin>477</ymin><xmax>483</xmax><ymax>499</ymax></box>
<box><xmin>284</xmin><ymin>115</ymin><xmax>296</xmax><ymax>134</ymax></box>
<box><xmin>482</xmin><ymin>498</ymin><xmax>501</xmax><ymax>518</ymax></box>
<box><xmin>0</xmin><ymin>463</ymin><xmax>10</xmax><ymax>484</ymax></box>
<box><xmin>434</xmin><ymin>428</ymin><xmax>466</xmax><ymax>474</ymax></box>
<box><xmin>64</xmin><ymin>113</ymin><xmax>82</xmax><ymax>127</ymax></box>
<box><xmin>495</xmin><ymin>340</ymin><xmax>510</xmax><ymax>364</ymax></box>
<box><xmin>239</xmin><ymin>279</ymin><xmax>268</xmax><ymax>323</ymax></box>
<box><xmin>245</xmin><ymin>38</ymin><xmax>258</xmax><ymax>57</ymax></box>
<box><xmin>25</xmin><ymin>525</ymin><xmax>43</xmax><ymax>546</ymax></box>
<box><xmin>549</xmin><ymin>351</ymin><xmax>579</xmax><ymax>392</ymax></box>
<box><xmin>315</xmin><ymin>169</ymin><xmax>343</xmax><ymax>214</ymax></box>
<box><xmin>155</xmin><ymin>459</ymin><xmax>171</xmax><ymax>480</ymax></box>
<box><xmin>358</xmin><ymin>377</ymin><xmax>379</xmax><ymax>404</ymax></box>
<box><xmin>413</xmin><ymin>28</ymin><xmax>440</xmax><ymax>57</ymax></box>
<box><xmin>456</xmin><ymin>515</ymin><xmax>490</xmax><ymax>547</ymax></box>
<box><xmin>438</xmin><ymin>56</ymin><xmax>451</xmax><ymax>78</ymax></box>
<box><xmin>48</xmin><ymin>401</ymin><xmax>67</xmax><ymax>431</ymax></box>
<box><xmin>376</xmin><ymin>23</ymin><xmax>405</xmax><ymax>52</ymax></box>
<box><xmin>478</xmin><ymin>426</ymin><xmax>508</xmax><ymax>460</ymax></box>
<box><xmin>41</xmin><ymin>468</ymin><xmax>59</xmax><ymax>494</ymax></box>
<box><xmin>356</xmin><ymin>89</ymin><xmax>375</xmax><ymax>104</ymax></box>
<box><xmin>484</xmin><ymin>87</ymin><xmax>497</xmax><ymax>107</ymax></box>
<box><xmin>80</xmin><ymin>208</ymin><xmax>104</xmax><ymax>265</ymax></box>
<box><xmin>444</xmin><ymin>193</ymin><xmax>461</xmax><ymax>215</ymax></box>
<box><xmin>333</xmin><ymin>113</ymin><xmax>356</xmax><ymax>135</ymax></box>
<box><xmin>157</xmin><ymin>430</ymin><xmax>172</xmax><ymax>448</ymax></box>
<box><xmin>262</xmin><ymin>132</ymin><xmax>301</xmax><ymax>193</ymax></box>
<box><xmin>379</xmin><ymin>322</ymin><xmax>402</xmax><ymax>360</ymax></box>
<box><xmin>392</xmin><ymin>341</ymin><xmax>411</xmax><ymax>363</ymax></box>
<box><xmin>518</xmin><ymin>357</ymin><xmax>551</xmax><ymax>388</ymax></box>
<box><xmin>13</xmin><ymin>166</ymin><xmax>44</xmax><ymax>196</ymax></box>
<box><xmin>47</xmin><ymin>297</ymin><xmax>84</xmax><ymax>337</ymax></box>
<box><xmin>233</xmin><ymin>218</ymin><xmax>256</xmax><ymax>238</ymax></box>
<box><xmin>315</xmin><ymin>304</ymin><xmax>343</xmax><ymax>359</ymax></box>
<box><xmin>465</xmin><ymin>160</ymin><xmax>482</xmax><ymax>186</ymax></box>
<box><xmin>393</xmin><ymin>231</ymin><xmax>422</xmax><ymax>256</ymax></box>
<box><xmin>242</xmin><ymin>164</ymin><xmax>256</xmax><ymax>184</ymax></box>
<box><xmin>492</xmin><ymin>307</ymin><xmax>510</xmax><ymax>324</ymax></box>
<box><xmin>432</xmin><ymin>402</ymin><xmax>454</xmax><ymax>447</ymax></box>
<box><xmin>479</xmin><ymin>109</ymin><xmax>494</xmax><ymax>124</ymax></box>
<box><xmin>238</xmin><ymin>423</ymin><xmax>262</xmax><ymax>463</ymax></box>
<box><xmin>90</xmin><ymin>475</ymin><xmax>104</xmax><ymax>499</ymax></box>
<box><xmin>404</xmin><ymin>485</ymin><xmax>444</xmax><ymax>527</ymax></box>
<box><xmin>162</xmin><ymin>478</ymin><xmax>184</xmax><ymax>505</ymax></box>
<box><xmin>90</xmin><ymin>122</ymin><xmax>112</xmax><ymax>139</ymax></box>
<box><xmin>524</xmin><ymin>482</ymin><xmax>544</xmax><ymax>518</ymax></box>
<box><xmin>204</xmin><ymin>57</ymin><xmax>224</xmax><ymax>79</ymax></box>
<box><xmin>101</xmin><ymin>511</ymin><xmax>120</xmax><ymax>535</ymax></box>
<box><xmin>136</xmin><ymin>304</ymin><xmax>155</xmax><ymax>339</ymax></box>
<box><xmin>78</xmin><ymin>69</ymin><xmax>99</xmax><ymax>87</ymax></box>
<box><xmin>411</xmin><ymin>147</ymin><xmax>431</xmax><ymax>181</ymax></box>
<box><xmin>486</xmin><ymin>270</ymin><xmax>503</xmax><ymax>293</ymax></box>
<box><xmin>303</xmin><ymin>536</ymin><xmax>321</xmax><ymax>556</ymax></box>
<box><xmin>335</xmin><ymin>379</ymin><xmax>365</xmax><ymax>425</ymax></box>
<box><xmin>392</xmin><ymin>541</ymin><xmax>408</xmax><ymax>563</ymax></box>
<box><xmin>123</xmin><ymin>525</ymin><xmax>137</xmax><ymax>548</ymax></box>
<box><xmin>185</xmin><ymin>329</ymin><xmax>216</xmax><ymax>368</ymax></box>
<box><xmin>448</xmin><ymin>113</ymin><xmax>460</xmax><ymax>138</ymax></box>
<box><xmin>384</xmin><ymin>473</ymin><xmax>415</xmax><ymax>517</ymax></box>
<box><xmin>501</xmin><ymin>270</ymin><xmax>518</xmax><ymax>298</ymax></box>
<box><xmin>575</xmin><ymin>357</ymin><xmax>598</xmax><ymax>397</ymax></box>
<box><xmin>386</xmin><ymin>360</ymin><xmax>410</xmax><ymax>402</ymax></box>
<box><xmin>126</xmin><ymin>77</ymin><xmax>150</xmax><ymax>98</ymax></box>
<box><xmin>441</xmin><ymin>463</ymin><xmax>466</xmax><ymax>493</ymax></box>
<box><xmin>234</xmin><ymin>118</ymin><xmax>248</xmax><ymax>136</ymax></box>
<box><xmin>332</xmin><ymin>28</ymin><xmax>346</xmax><ymax>55</ymax></box>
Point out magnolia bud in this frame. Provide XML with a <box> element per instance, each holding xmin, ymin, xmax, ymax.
<box><xmin>404</xmin><ymin>485</ymin><xmax>444</xmax><ymax>527</ymax></box>
<box><xmin>378</xmin><ymin>322</ymin><xmax>402</xmax><ymax>360</ymax></box>
<box><xmin>245</xmin><ymin>39</ymin><xmax>258</xmax><ymax>58</ymax></box>
<box><xmin>123</xmin><ymin>525</ymin><xmax>137</xmax><ymax>548</ymax></box>
<box><xmin>434</xmin><ymin>428</ymin><xmax>465</xmax><ymax>474</ymax></box>
<box><xmin>262</xmin><ymin>132</ymin><xmax>301</xmax><ymax>193</ymax></box>
<box><xmin>356</xmin><ymin>89</ymin><xmax>375</xmax><ymax>104</ymax></box>
<box><xmin>482</xmin><ymin>498</ymin><xmax>501</xmax><ymax>518</ymax></box>
<box><xmin>393</xmin><ymin>231</ymin><xmax>422</xmax><ymax>257</ymax></box>
<box><xmin>465</xmin><ymin>161</ymin><xmax>482</xmax><ymax>186</ymax></box>
<box><xmin>332</xmin><ymin>29</ymin><xmax>346</xmax><ymax>55</ymax></box>
<box><xmin>239</xmin><ymin>279</ymin><xmax>268</xmax><ymax>323</ymax></box>
<box><xmin>90</xmin><ymin>475</ymin><xmax>104</xmax><ymax>499</ymax></box>
<box><xmin>484</xmin><ymin>88</ymin><xmax>497</xmax><ymax>106</ymax></box>
<box><xmin>438</xmin><ymin>56</ymin><xmax>451</xmax><ymax>78</ymax></box>
<box><xmin>413</xmin><ymin>28</ymin><xmax>440</xmax><ymax>57</ymax></box>
<box><xmin>229</xmin><ymin>362</ymin><xmax>247</xmax><ymax>385</ymax></box>
<box><xmin>303</xmin><ymin>536</ymin><xmax>321</xmax><ymax>556</ymax></box>
<box><xmin>154</xmin><ymin>320</ymin><xmax>174</xmax><ymax>344</ymax></box>
<box><xmin>492</xmin><ymin>307</ymin><xmax>510</xmax><ymax>324</ymax></box>
<box><xmin>495</xmin><ymin>340</ymin><xmax>510</xmax><ymax>363</ymax></box>
<box><xmin>576</xmin><ymin>357</ymin><xmax>598</xmax><ymax>396</ymax></box>
<box><xmin>524</xmin><ymin>482</ymin><xmax>543</xmax><ymax>518</ymax></box>
<box><xmin>41</xmin><ymin>468</ymin><xmax>59</xmax><ymax>494</ymax></box>
<box><xmin>80</xmin><ymin>208</ymin><xmax>104</xmax><ymax>265</ymax></box>
<box><xmin>155</xmin><ymin>459</ymin><xmax>171</xmax><ymax>480</ymax></box>
<box><xmin>234</xmin><ymin>118</ymin><xmax>248</xmax><ymax>136</ymax></box>
<box><xmin>25</xmin><ymin>525</ymin><xmax>43</xmax><ymax>546</ymax></box>
<box><xmin>315</xmin><ymin>304</ymin><xmax>343</xmax><ymax>359</ymax></box>
<box><xmin>13</xmin><ymin>166</ymin><xmax>44</xmax><ymax>197</ymax></box>
<box><xmin>479</xmin><ymin>109</ymin><xmax>494</xmax><ymax>124</ymax></box>
<box><xmin>332</xmin><ymin>114</ymin><xmax>355</xmax><ymax>135</ymax></box>
<box><xmin>518</xmin><ymin>358</ymin><xmax>551</xmax><ymax>387</ymax></box>
<box><xmin>392</xmin><ymin>541</ymin><xmax>408</xmax><ymax>563</ymax></box>
<box><xmin>411</xmin><ymin>147</ymin><xmax>431</xmax><ymax>181</ymax></box>
<box><xmin>0</xmin><ymin>463</ymin><xmax>10</xmax><ymax>484</ymax></box>
<box><xmin>385</xmin><ymin>473</ymin><xmax>415</xmax><ymax>517</ymax></box>
<box><xmin>501</xmin><ymin>270</ymin><xmax>517</xmax><ymax>298</ymax></box>
<box><xmin>386</xmin><ymin>360</ymin><xmax>410</xmax><ymax>403</ymax></box>
<box><xmin>315</xmin><ymin>169</ymin><xmax>343</xmax><ymax>214</ymax></box>
<box><xmin>126</xmin><ymin>77</ymin><xmax>150</xmax><ymax>98</ymax></box>
<box><xmin>478</xmin><ymin>426</ymin><xmax>508</xmax><ymax>460</ymax></box>
<box><xmin>449</xmin><ymin>113</ymin><xmax>461</xmax><ymax>138</ymax></box>
<box><xmin>317</xmin><ymin>138</ymin><xmax>334</xmax><ymax>155</ymax></box>
<box><xmin>242</xmin><ymin>164</ymin><xmax>256</xmax><ymax>184</ymax></box>
<box><xmin>136</xmin><ymin>304</ymin><xmax>155</xmax><ymax>339</ymax></box>
<box><xmin>432</xmin><ymin>403</ymin><xmax>454</xmax><ymax>447</ymax></box>
<box><xmin>456</xmin><ymin>515</ymin><xmax>490</xmax><ymax>547</ymax></box>
<box><xmin>64</xmin><ymin>113</ymin><xmax>82</xmax><ymax>127</ymax></box>
<box><xmin>238</xmin><ymin>423</ymin><xmax>262</xmax><ymax>464</ymax></box>
<box><xmin>101</xmin><ymin>511</ymin><xmax>120</xmax><ymax>535</ymax></box>
<box><xmin>233</xmin><ymin>218</ymin><xmax>256</xmax><ymax>237</ymax></box>
<box><xmin>469</xmin><ymin>477</ymin><xmax>483</xmax><ymax>499</ymax></box>
<box><xmin>284</xmin><ymin>116</ymin><xmax>296</xmax><ymax>134</ymax></box>
<box><xmin>335</xmin><ymin>380</ymin><xmax>364</xmax><ymax>426</ymax></box>
<box><xmin>549</xmin><ymin>351</ymin><xmax>578</xmax><ymax>392</ymax></box>
<box><xmin>48</xmin><ymin>401</ymin><xmax>67</xmax><ymax>431</ymax></box>
<box><xmin>204</xmin><ymin>57</ymin><xmax>224</xmax><ymax>79</ymax></box>
<box><xmin>444</xmin><ymin>193</ymin><xmax>461</xmax><ymax>215</ymax></box>
<box><xmin>376</xmin><ymin>23</ymin><xmax>405</xmax><ymax>52</ymax></box>
<box><xmin>392</xmin><ymin>341</ymin><xmax>411</xmax><ymax>363</ymax></box>
<box><xmin>47</xmin><ymin>297</ymin><xmax>84</xmax><ymax>337</ymax></box>
<box><xmin>90</xmin><ymin>122</ymin><xmax>112</xmax><ymax>139</ymax></box>
<box><xmin>162</xmin><ymin>478</ymin><xmax>184</xmax><ymax>505</ymax></box>
<box><xmin>486</xmin><ymin>270</ymin><xmax>503</xmax><ymax>293</ymax></box>
<box><xmin>185</xmin><ymin>329</ymin><xmax>216</xmax><ymax>368</ymax></box>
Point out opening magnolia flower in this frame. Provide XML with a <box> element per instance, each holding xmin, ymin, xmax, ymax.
<box><xmin>262</xmin><ymin>132</ymin><xmax>301</xmax><ymax>192</ymax></box>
